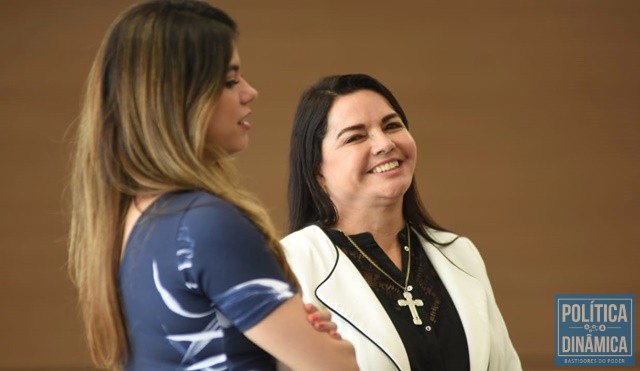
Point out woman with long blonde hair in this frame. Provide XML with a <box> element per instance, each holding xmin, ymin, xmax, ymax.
<box><xmin>68</xmin><ymin>1</ymin><xmax>357</xmax><ymax>370</ymax></box>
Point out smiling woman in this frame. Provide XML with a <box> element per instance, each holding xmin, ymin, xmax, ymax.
<box><xmin>282</xmin><ymin>73</ymin><xmax>522</xmax><ymax>370</ymax></box>
<box><xmin>318</xmin><ymin>90</ymin><xmax>417</xmax><ymax>219</ymax></box>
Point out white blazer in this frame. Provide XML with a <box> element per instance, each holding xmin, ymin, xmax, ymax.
<box><xmin>281</xmin><ymin>225</ymin><xmax>522</xmax><ymax>371</ymax></box>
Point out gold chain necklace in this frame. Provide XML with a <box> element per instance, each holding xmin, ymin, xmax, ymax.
<box><xmin>341</xmin><ymin>225</ymin><xmax>425</xmax><ymax>325</ymax></box>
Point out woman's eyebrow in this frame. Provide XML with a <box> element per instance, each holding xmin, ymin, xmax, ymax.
<box><xmin>336</xmin><ymin>124</ymin><xmax>366</xmax><ymax>140</ymax></box>
<box><xmin>381</xmin><ymin>112</ymin><xmax>400</xmax><ymax>123</ymax></box>
<box><xmin>335</xmin><ymin>113</ymin><xmax>401</xmax><ymax>139</ymax></box>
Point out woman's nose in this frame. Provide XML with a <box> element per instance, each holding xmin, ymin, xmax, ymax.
<box><xmin>240</xmin><ymin>78</ymin><xmax>258</xmax><ymax>104</ymax></box>
<box><xmin>372</xmin><ymin>133</ymin><xmax>395</xmax><ymax>155</ymax></box>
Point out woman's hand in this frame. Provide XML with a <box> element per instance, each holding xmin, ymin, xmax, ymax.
<box><xmin>275</xmin><ymin>303</ymin><xmax>348</xmax><ymax>371</ymax></box>
<box><xmin>244</xmin><ymin>294</ymin><xmax>357</xmax><ymax>371</ymax></box>
<box><xmin>304</xmin><ymin>303</ymin><xmax>342</xmax><ymax>340</ymax></box>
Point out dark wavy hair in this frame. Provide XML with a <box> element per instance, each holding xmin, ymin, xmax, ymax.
<box><xmin>288</xmin><ymin>73</ymin><xmax>447</xmax><ymax>242</ymax></box>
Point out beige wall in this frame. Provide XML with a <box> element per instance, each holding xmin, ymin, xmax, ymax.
<box><xmin>1</xmin><ymin>0</ymin><xmax>638</xmax><ymax>369</ymax></box>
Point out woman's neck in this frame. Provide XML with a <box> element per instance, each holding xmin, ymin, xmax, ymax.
<box><xmin>334</xmin><ymin>201</ymin><xmax>405</xmax><ymax>255</ymax></box>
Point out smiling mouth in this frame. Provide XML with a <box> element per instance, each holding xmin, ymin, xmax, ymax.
<box><xmin>238</xmin><ymin>119</ymin><xmax>251</xmax><ymax>129</ymax></box>
<box><xmin>372</xmin><ymin>160</ymin><xmax>400</xmax><ymax>174</ymax></box>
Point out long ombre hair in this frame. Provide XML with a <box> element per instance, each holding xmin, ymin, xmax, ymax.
<box><xmin>68</xmin><ymin>1</ymin><xmax>297</xmax><ymax>369</ymax></box>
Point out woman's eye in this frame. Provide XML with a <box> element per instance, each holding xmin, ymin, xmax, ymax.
<box><xmin>385</xmin><ymin>122</ymin><xmax>404</xmax><ymax>130</ymax></box>
<box><xmin>345</xmin><ymin>135</ymin><xmax>364</xmax><ymax>144</ymax></box>
<box><xmin>225</xmin><ymin>80</ymin><xmax>240</xmax><ymax>88</ymax></box>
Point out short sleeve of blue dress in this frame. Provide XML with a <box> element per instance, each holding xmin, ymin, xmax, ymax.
<box><xmin>119</xmin><ymin>191</ymin><xmax>296</xmax><ymax>370</ymax></box>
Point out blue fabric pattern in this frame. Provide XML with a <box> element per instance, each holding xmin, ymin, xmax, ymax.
<box><xmin>119</xmin><ymin>191</ymin><xmax>295</xmax><ymax>370</ymax></box>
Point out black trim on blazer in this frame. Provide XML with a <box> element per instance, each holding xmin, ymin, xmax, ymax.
<box><xmin>313</xmin><ymin>238</ymin><xmax>402</xmax><ymax>371</ymax></box>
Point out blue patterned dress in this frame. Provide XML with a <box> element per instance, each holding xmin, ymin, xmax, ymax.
<box><xmin>119</xmin><ymin>191</ymin><xmax>295</xmax><ymax>370</ymax></box>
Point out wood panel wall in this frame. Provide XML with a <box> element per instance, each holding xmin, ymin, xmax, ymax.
<box><xmin>1</xmin><ymin>1</ymin><xmax>638</xmax><ymax>369</ymax></box>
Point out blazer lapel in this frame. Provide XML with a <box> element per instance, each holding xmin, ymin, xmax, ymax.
<box><xmin>420</xmin><ymin>235</ymin><xmax>491</xmax><ymax>371</ymax></box>
<box><xmin>316</xmin><ymin>242</ymin><xmax>411</xmax><ymax>370</ymax></box>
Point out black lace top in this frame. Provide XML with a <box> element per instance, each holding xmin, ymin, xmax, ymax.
<box><xmin>323</xmin><ymin>227</ymin><xmax>470</xmax><ymax>371</ymax></box>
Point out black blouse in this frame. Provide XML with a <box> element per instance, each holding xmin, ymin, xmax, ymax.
<box><xmin>323</xmin><ymin>227</ymin><xmax>470</xmax><ymax>371</ymax></box>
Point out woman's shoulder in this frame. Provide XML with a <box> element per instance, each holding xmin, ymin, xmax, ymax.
<box><xmin>281</xmin><ymin>224</ymin><xmax>330</xmax><ymax>246</ymax></box>
<box><xmin>144</xmin><ymin>191</ymin><xmax>267</xmax><ymax>258</ymax></box>
<box><xmin>160</xmin><ymin>190</ymin><xmax>237</xmax><ymax>213</ymax></box>
<box><xmin>281</xmin><ymin>224</ymin><xmax>338</xmax><ymax>258</ymax></box>
<box><xmin>425</xmin><ymin>228</ymin><xmax>461</xmax><ymax>244</ymax></box>
<box><xmin>423</xmin><ymin>227</ymin><xmax>487</xmax><ymax>275</ymax></box>
<box><xmin>425</xmin><ymin>227</ymin><xmax>479</xmax><ymax>250</ymax></box>
<box><xmin>157</xmin><ymin>190</ymin><xmax>252</xmax><ymax>230</ymax></box>
<box><xmin>280</xmin><ymin>225</ymin><xmax>340</xmax><ymax>284</ymax></box>
<box><xmin>162</xmin><ymin>189</ymin><xmax>223</xmax><ymax>206</ymax></box>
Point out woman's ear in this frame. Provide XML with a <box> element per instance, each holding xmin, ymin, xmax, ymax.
<box><xmin>316</xmin><ymin>171</ymin><xmax>327</xmax><ymax>193</ymax></box>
